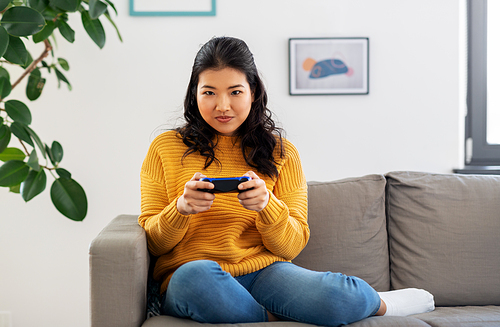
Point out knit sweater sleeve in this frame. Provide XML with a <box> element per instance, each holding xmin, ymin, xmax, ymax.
<box><xmin>138</xmin><ymin>137</ymin><xmax>191</xmax><ymax>257</ymax></box>
<box><xmin>256</xmin><ymin>141</ymin><xmax>310</xmax><ymax>260</ymax></box>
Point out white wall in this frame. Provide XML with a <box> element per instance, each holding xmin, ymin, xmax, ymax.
<box><xmin>0</xmin><ymin>1</ymin><xmax>460</xmax><ymax>326</ymax></box>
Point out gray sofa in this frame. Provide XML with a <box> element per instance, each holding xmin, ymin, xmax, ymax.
<box><xmin>89</xmin><ymin>171</ymin><xmax>500</xmax><ymax>327</ymax></box>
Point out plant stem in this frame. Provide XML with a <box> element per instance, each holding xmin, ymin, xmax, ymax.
<box><xmin>18</xmin><ymin>137</ymin><xmax>30</xmax><ymax>156</ymax></box>
<box><xmin>11</xmin><ymin>40</ymin><xmax>53</xmax><ymax>91</ymax></box>
<box><xmin>48</xmin><ymin>168</ymin><xmax>57</xmax><ymax>180</ymax></box>
<box><xmin>5</xmin><ymin>40</ymin><xmax>55</xmax><ymax>165</ymax></box>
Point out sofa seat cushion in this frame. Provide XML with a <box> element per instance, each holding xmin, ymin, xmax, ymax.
<box><xmin>386</xmin><ymin>172</ymin><xmax>500</xmax><ymax>306</ymax></box>
<box><xmin>143</xmin><ymin>314</ymin><xmax>431</xmax><ymax>327</ymax></box>
<box><xmin>293</xmin><ymin>174</ymin><xmax>390</xmax><ymax>291</ymax></box>
<box><xmin>142</xmin><ymin>315</ymin><xmax>312</xmax><ymax>327</ymax></box>
<box><xmin>141</xmin><ymin>307</ymin><xmax>500</xmax><ymax>327</ymax></box>
<box><xmin>411</xmin><ymin>306</ymin><xmax>500</xmax><ymax>327</ymax></box>
<box><xmin>348</xmin><ymin>315</ymin><xmax>431</xmax><ymax>326</ymax></box>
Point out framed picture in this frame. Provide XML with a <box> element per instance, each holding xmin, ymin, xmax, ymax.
<box><xmin>130</xmin><ymin>0</ymin><xmax>216</xmax><ymax>16</ymax></box>
<box><xmin>289</xmin><ymin>37</ymin><xmax>369</xmax><ymax>95</ymax></box>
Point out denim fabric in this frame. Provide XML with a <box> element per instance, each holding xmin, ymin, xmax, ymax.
<box><xmin>161</xmin><ymin>260</ymin><xmax>380</xmax><ymax>326</ymax></box>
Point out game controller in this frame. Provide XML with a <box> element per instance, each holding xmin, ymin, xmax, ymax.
<box><xmin>199</xmin><ymin>176</ymin><xmax>252</xmax><ymax>193</ymax></box>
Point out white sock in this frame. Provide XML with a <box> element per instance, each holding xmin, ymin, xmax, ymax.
<box><xmin>378</xmin><ymin>288</ymin><xmax>435</xmax><ymax>316</ymax></box>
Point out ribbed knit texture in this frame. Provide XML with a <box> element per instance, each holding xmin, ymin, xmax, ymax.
<box><xmin>139</xmin><ymin>130</ymin><xmax>309</xmax><ymax>294</ymax></box>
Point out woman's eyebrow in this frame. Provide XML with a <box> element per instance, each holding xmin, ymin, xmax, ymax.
<box><xmin>199</xmin><ymin>84</ymin><xmax>246</xmax><ymax>89</ymax></box>
<box><xmin>228</xmin><ymin>84</ymin><xmax>245</xmax><ymax>89</ymax></box>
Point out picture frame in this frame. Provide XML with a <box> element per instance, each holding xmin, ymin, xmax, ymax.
<box><xmin>130</xmin><ymin>0</ymin><xmax>216</xmax><ymax>17</ymax></box>
<box><xmin>289</xmin><ymin>37</ymin><xmax>369</xmax><ymax>95</ymax></box>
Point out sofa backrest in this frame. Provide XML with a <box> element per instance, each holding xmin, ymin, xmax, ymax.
<box><xmin>385</xmin><ymin>171</ymin><xmax>500</xmax><ymax>306</ymax></box>
<box><xmin>293</xmin><ymin>174</ymin><xmax>390</xmax><ymax>292</ymax></box>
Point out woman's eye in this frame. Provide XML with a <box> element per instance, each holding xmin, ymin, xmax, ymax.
<box><xmin>204</xmin><ymin>91</ymin><xmax>215</xmax><ymax>95</ymax></box>
<box><xmin>231</xmin><ymin>90</ymin><xmax>242</xmax><ymax>95</ymax></box>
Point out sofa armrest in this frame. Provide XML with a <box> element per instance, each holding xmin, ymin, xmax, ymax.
<box><xmin>89</xmin><ymin>214</ymin><xmax>149</xmax><ymax>327</ymax></box>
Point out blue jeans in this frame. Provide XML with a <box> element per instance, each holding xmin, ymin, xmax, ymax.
<box><xmin>161</xmin><ymin>260</ymin><xmax>381</xmax><ymax>326</ymax></box>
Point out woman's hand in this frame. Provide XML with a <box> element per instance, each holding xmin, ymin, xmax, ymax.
<box><xmin>238</xmin><ymin>171</ymin><xmax>270</xmax><ymax>212</ymax></box>
<box><xmin>177</xmin><ymin>173</ymin><xmax>216</xmax><ymax>215</ymax></box>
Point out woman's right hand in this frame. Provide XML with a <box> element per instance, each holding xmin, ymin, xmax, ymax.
<box><xmin>177</xmin><ymin>173</ymin><xmax>216</xmax><ymax>215</ymax></box>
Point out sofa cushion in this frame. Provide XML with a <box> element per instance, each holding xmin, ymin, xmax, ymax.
<box><xmin>348</xmin><ymin>316</ymin><xmax>431</xmax><ymax>326</ymax></box>
<box><xmin>386</xmin><ymin>171</ymin><xmax>500</xmax><ymax>306</ymax></box>
<box><xmin>143</xmin><ymin>315</ymin><xmax>432</xmax><ymax>327</ymax></box>
<box><xmin>143</xmin><ymin>315</ymin><xmax>312</xmax><ymax>327</ymax></box>
<box><xmin>411</xmin><ymin>306</ymin><xmax>500</xmax><ymax>327</ymax></box>
<box><xmin>293</xmin><ymin>174</ymin><xmax>390</xmax><ymax>291</ymax></box>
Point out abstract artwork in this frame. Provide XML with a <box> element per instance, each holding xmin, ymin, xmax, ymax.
<box><xmin>289</xmin><ymin>38</ymin><xmax>369</xmax><ymax>95</ymax></box>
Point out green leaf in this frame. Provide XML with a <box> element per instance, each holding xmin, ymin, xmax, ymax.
<box><xmin>41</xmin><ymin>60</ymin><xmax>51</xmax><ymax>73</ymax></box>
<box><xmin>49</xmin><ymin>0</ymin><xmax>79</xmax><ymax>12</ymax></box>
<box><xmin>5</xmin><ymin>100</ymin><xmax>32</xmax><ymax>125</ymax></box>
<box><xmin>28</xmin><ymin>0</ymin><xmax>49</xmax><ymax>13</ymax></box>
<box><xmin>21</xmin><ymin>168</ymin><xmax>46</xmax><ymax>201</ymax></box>
<box><xmin>0</xmin><ymin>26</ymin><xmax>9</xmax><ymax>59</ymax></box>
<box><xmin>51</xmin><ymin>177</ymin><xmax>87</xmax><ymax>221</ymax></box>
<box><xmin>103</xmin><ymin>12</ymin><xmax>122</xmax><ymax>42</ymax></box>
<box><xmin>3</xmin><ymin>35</ymin><xmax>28</xmax><ymax>66</ymax></box>
<box><xmin>0</xmin><ymin>7</ymin><xmax>46</xmax><ymax>37</ymax></box>
<box><xmin>54</xmin><ymin>67</ymin><xmax>71</xmax><ymax>90</ymax></box>
<box><xmin>24</xmin><ymin>125</ymin><xmax>46</xmax><ymax>158</ymax></box>
<box><xmin>55</xmin><ymin>167</ymin><xmax>71</xmax><ymax>179</ymax></box>
<box><xmin>0</xmin><ymin>66</ymin><xmax>9</xmax><ymax>80</ymax></box>
<box><xmin>27</xmin><ymin>149</ymin><xmax>40</xmax><ymax>171</ymax></box>
<box><xmin>10</xmin><ymin>184</ymin><xmax>21</xmax><ymax>193</ymax></box>
<box><xmin>51</xmin><ymin>140</ymin><xmax>63</xmax><ymax>163</ymax></box>
<box><xmin>0</xmin><ymin>125</ymin><xmax>11</xmax><ymax>153</ymax></box>
<box><xmin>21</xmin><ymin>50</ymin><xmax>34</xmax><ymax>70</ymax></box>
<box><xmin>0</xmin><ymin>160</ymin><xmax>30</xmax><ymax>187</ymax></box>
<box><xmin>0</xmin><ymin>0</ymin><xmax>10</xmax><ymax>11</ymax></box>
<box><xmin>44</xmin><ymin>143</ymin><xmax>53</xmax><ymax>162</ymax></box>
<box><xmin>10</xmin><ymin>122</ymin><xmax>33</xmax><ymax>147</ymax></box>
<box><xmin>0</xmin><ymin>76</ymin><xmax>12</xmax><ymax>99</ymax></box>
<box><xmin>102</xmin><ymin>0</ymin><xmax>117</xmax><ymax>15</ymax></box>
<box><xmin>26</xmin><ymin>68</ymin><xmax>45</xmax><ymax>101</ymax></box>
<box><xmin>81</xmin><ymin>10</ymin><xmax>105</xmax><ymax>49</ymax></box>
<box><xmin>57</xmin><ymin>57</ymin><xmax>69</xmax><ymax>71</ymax></box>
<box><xmin>32</xmin><ymin>20</ymin><xmax>56</xmax><ymax>43</ymax></box>
<box><xmin>46</xmin><ymin>140</ymin><xmax>63</xmax><ymax>166</ymax></box>
<box><xmin>89</xmin><ymin>0</ymin><xmax>107</xmax><ymax>19</ymax></box>
<box><xmin>57</xmin><ymin>20</ymin><xmax>75</xmax><ymax>43</ymax></box>
<box><xmin>0</xmin><ymin>147</ymin><xmax>26</xmax><ymax>162</ymax></box>
<box><xmin>41</xmin><ymin>5</ymin><xmax>64</xmax><ymax>21</ymax></box>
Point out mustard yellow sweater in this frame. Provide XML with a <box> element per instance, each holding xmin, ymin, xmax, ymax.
<box><xmin>139</xmin><ymin>130</ymin><xmax>309</xmax><ymax>294</ymax></box>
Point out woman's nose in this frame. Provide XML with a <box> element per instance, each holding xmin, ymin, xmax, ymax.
<box><xmin>216</xmin><ymin>96</ymin><xmax>230</xmax><ymax>112</ymax></box>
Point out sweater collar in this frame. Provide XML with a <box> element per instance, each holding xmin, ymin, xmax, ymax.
<box><xmin>215</xmin><ymin>134</ymin><xmax>240</xmax><ymax>147</ymax></box>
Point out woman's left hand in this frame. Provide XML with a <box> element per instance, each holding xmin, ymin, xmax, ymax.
<box><xmin>238</xmin><ymin>171</ymin><xmax>270</xmax><ymax>212</ymax></box>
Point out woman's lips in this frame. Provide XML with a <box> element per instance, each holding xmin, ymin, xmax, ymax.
<box><xmin>216</xmin><ymin>116</ymin><xmax>232</xmax><ymax>123</ymax></box>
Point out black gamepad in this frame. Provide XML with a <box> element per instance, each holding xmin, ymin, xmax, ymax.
<box><xmin>199</xmin><ymin>177</ymin><xmax>252</xmax><ymax>193</ymax></box>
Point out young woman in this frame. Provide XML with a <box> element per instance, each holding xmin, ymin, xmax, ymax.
<box><xmin>139</xmin><ymin>36</ymin><xmax>434</xmax><ymax>326</ymax></box>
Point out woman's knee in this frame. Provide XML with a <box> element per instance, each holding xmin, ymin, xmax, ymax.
<box><xmin>325</xmin><ymin>274</ymin><xmax>380</xmax><ymax>322</ymax></box>
<box><xmin>168</xmin><ymin>260</ymin><xmax>221</xmax><ymax>296</ymax></box>
<box><xmin>163</xmin><ymin>260</ymin><xmax>222</xmax><ymax>318</ymax></box>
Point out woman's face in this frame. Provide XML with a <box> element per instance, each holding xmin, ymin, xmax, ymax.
<box><xmin>197</xmin><ymin>67</ymin><xmax>254</xmax><ymax>136</ymax></box>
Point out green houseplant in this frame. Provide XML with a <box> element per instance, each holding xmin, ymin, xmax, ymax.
<box><xmin>0</xmin><ymin>0</ymin><xmax>120</xmax><ymax>221</ymax></box>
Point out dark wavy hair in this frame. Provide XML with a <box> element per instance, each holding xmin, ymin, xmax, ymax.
<box><xmin>176</xmin><ymin>36</ymin><xmax>284</xmax><ymax>179</ymax></box>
